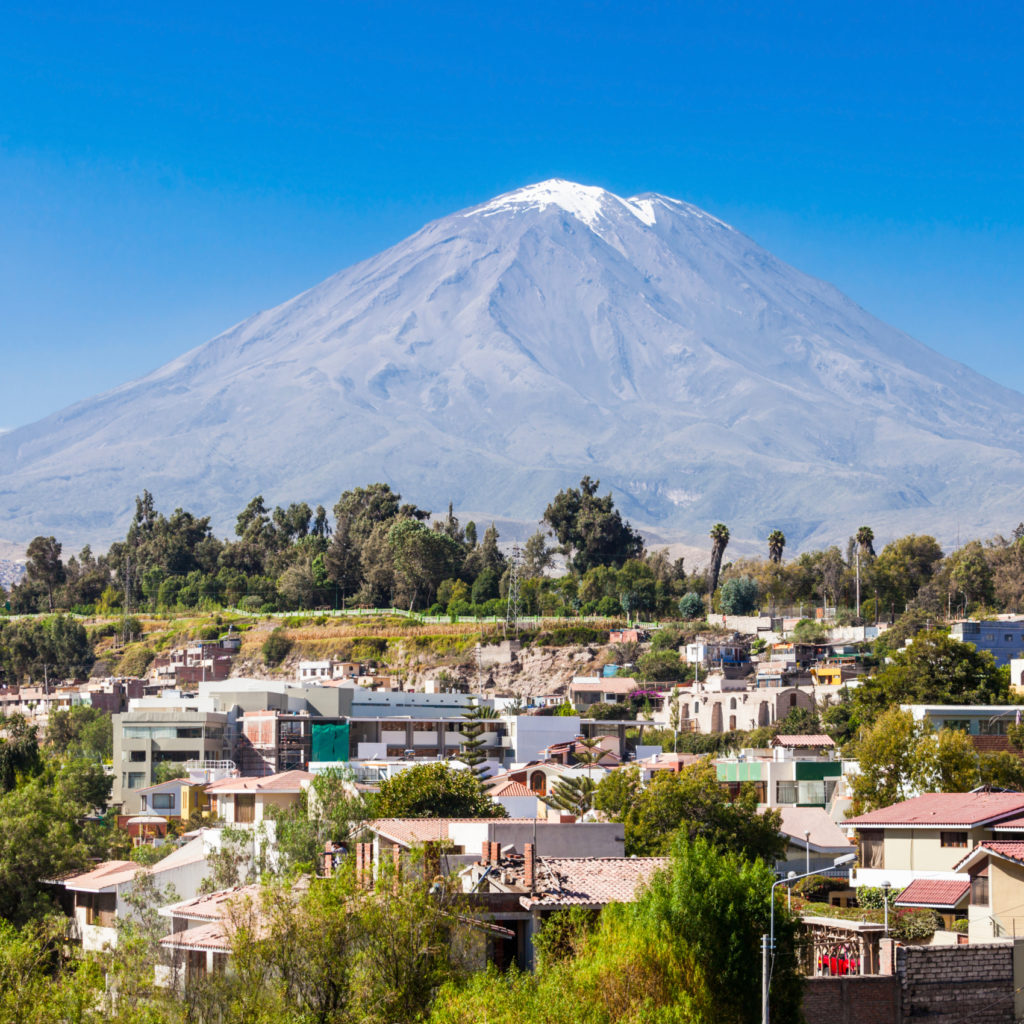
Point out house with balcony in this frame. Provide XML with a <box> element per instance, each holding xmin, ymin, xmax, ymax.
<box><xmin>58</xmin><ymin>833</ymin><xmax>212</xmax><ymax>951</ymax></box>
<box><xmin>845</xmin><ymin>792</ymin><xmax>1024</xmax><ymax>890</ymax></box>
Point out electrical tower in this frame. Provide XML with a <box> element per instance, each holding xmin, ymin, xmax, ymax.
<box><xmin>505</xmin><ymin>544</ymin><xmax>521</xmax><ymax>636</ymax></box>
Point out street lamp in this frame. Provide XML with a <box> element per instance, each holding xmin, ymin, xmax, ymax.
<box><xmin>804</xmin><ymin>831</ymin><xmax>811</xmax><ymax>877</ymax></box>
<box><xmin>763</xmin><ymin>852</ymin><xmax>855</xmax><ymax>1024</ymax></box>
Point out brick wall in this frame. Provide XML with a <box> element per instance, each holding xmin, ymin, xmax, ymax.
<box><xmin>803</xmin><ymin>977</ymin><xmax>901</xmax><ymax>1024</ymax></box>
<box><xmin>897</xmin><ymin>943</ymin><xmax>1015</xmax><ymax>1024</ymax></box>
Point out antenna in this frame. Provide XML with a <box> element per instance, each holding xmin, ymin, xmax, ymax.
<box><xmin>505</xmin><ymin>544</ymin><xmax>521</xmax><ymax>637</ymax></box>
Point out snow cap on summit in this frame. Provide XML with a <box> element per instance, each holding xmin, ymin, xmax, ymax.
<box><xmin>468</xmin><ymin>179</ymin><xmax>658</xmax><ymax>228</ymax></box>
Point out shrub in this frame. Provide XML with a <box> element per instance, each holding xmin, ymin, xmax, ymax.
<box><xmin>678</xmin><ymin>592</ymin><xmax>704</xmax><ymax>619</ymax></box>
<box><xmin>117</xmin><ymin>646</ymin><xmax>155</xmax><ymax>678</ymax></box>
<box><xmin>262</xmin><ymin>628</ymin><xmax>293</xmax><ymax>667</ymax></box>
<box><xmin>892</xmin><ymin>908</ymin><xmax>940</xmax><ymax>943</ymax></box>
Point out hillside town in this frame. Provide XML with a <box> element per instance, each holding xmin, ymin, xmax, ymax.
<box><xmin>4</xmin><ymin>547</ymin><xmax>1024</xmax><ymax>1023</ymax></box>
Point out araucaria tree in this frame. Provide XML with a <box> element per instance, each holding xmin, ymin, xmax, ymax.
<box><xmin>708</xmin><ymin>522</ymin><xmax>730</xmax><ymax>598</ymax></box>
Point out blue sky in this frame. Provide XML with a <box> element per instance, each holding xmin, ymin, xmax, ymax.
<box><xmin>2</xmin><ymin>1</ymin><xmax>1023</xmax><ymax>429</ymax></box>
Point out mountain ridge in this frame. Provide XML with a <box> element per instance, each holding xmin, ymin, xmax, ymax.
<box><xmin>2</xmin><ymin>179</ymin><xmax>1022</xmax><ymax>553</ymax></box>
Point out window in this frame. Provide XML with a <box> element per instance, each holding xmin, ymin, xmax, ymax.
<box><xmin>940</xmin><ymin>831</ymin><xmax>968</xmax><ymax>848</ymax></box>
<box><xmin>127</xmin><ymin>772</ymin><xmax>145</xmax><ymax>789</ymax></box>
<box><xmin>970</xmin><ymin>874</ymin><xmax>989</xmax><ymax>907</ymax></box>
<box><xmin>728</xmin><ymin>715</ymin><xmax>737</xmax><ymax>730</ymax></box>
<box><xmin>943</xmin><ymin>720</ymin><xmax>972</xmax><ymax>733</ymax></box>
<box><xmin>729</xmin><ymin>698</ymin><xmax>737</xmax><ymax>710</ymax></box>
<box><xmin>152</xmin><ymin>793</ymin><xmax>173</xmax><ymax>811</ymax></box>
<box><xmin>130</xmin><ymin>750</ymin><xmax>146</xmax><ymax>762</ymax></box>
<box><xmin>235</xmin><ymin>794</ymin><xmax>256</xmax><ymax>824</ymax></box>
<box><xmin>176</xmin><ymin>727</ymin><xmax>202</xmax><ymax>739</ymax></box>
<box><xmin>776</xmin><ymin>781</ymin><xmax>798</xmax><ymax>804</ymax></box>
<box><xmin>789</xmin><ymin>694</ymin><xmax>797</xmax><ymax>707</ymax></box>
<box><xmin>859</xmin><ymin>830</ymin><xmax>884</xmax><ymax>869</ymax></box>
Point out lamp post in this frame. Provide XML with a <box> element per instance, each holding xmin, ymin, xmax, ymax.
<box><xmin>881</xmin><ymin>880</ymin><xmax>892</xmax><ymax>936</ymax></box>
<box><xmin>763</xmin><ymin>852</ymin><xmax>855</xmax><ymax>1024</ymax></box>
<box><xmin>804</xmin><ymin>831</ymin><xmax>811</xmax><ymax>877</ymax></box>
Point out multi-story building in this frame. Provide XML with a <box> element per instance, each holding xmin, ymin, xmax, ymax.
<box><xmin>715</xmin><ymin>736</ymin><xmax>843</xmax><ymax>809</ymax></box>
<box><xmin>113</xmin><ymin>708</ymin><xmax>229</xmax><ymax>810</ymax></box>
<box><xmin>951</xmin><ymin>619</ymin><xmax>1024</xmax><ymax>667</ymax></box>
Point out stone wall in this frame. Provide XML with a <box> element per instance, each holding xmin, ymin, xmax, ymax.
<box><xmin>897</xmin><ymin>942</ymin><xmax>1015</xmax><ymax>1024</ymax></box>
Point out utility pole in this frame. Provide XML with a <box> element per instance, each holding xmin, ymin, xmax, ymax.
<box><xmin>855</xmin><ymin>549</ymin><xmax>861</xmax><ymax>618</ymax></box>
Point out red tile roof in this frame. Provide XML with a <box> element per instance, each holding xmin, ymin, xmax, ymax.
<box><xmin>956</xmin><ymin>841</ymin><xmax>1024</xmax><ymax>871</ymax></box>
<box><xmin>894</xmin><ymin>879</ymin><xmax>970</xmax><ymax>908</ymax></box>
<box><xmin>846</xmin><ymin>792</ymin><xmax>1024</xmax><ymax>828</ymax></box>
<box><xmin>992</xmin><ymin>817</ymin><xmax>1024</xmax><ymax>831</ymax></box>
<box><xmin>771</xmin><ymin>734</ymin><xmax>835</xmax><ymax>748</ymax></box>
<box><xmin>204</xmin><ymin>769</ymin><xmax>313</xmax><ymax>794</ymax></box>
<box><xmin>520</xmin><ymin>856</ymin><xmax>669</xmax><ymax>908</ymax></box>
<box><xmin>487</xmin><ymin>781</ymin><xmax>535</xmax><ymax>798</ymax></box>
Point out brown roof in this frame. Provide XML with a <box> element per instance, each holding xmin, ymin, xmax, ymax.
<box><xmin>846</xmin><ymin>792</ymin><xmax>1024</xmax><ymax>828</ymax></box>
<box><xmin>771</xmin><ymin>734</ymin><xmax>835</xmax><ymax>748</ymax></box>
<box><xmin>894</xmin><ymin>879</ymin><xmax>970</xmax><ymax>909</ymax></box>
<box><xmin>520</xmin><ymin>857</ymin><xmax>670</xmax><ymax>909</ymax></box>
<box><xmin>204</xmin><ymin>769</ymin><xmax>313</xmax><ymax>794</ymax></box>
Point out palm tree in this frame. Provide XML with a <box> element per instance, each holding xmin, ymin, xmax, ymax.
<box><xmin>855</xmin><ymin>526</ymin><xmax>875</xmax><ymax>617</ymax></box>
<box><xmin>856</xmin><ymin>526</ymin><xmax>876</xmax><ymax>559</ymax></box>
<box><xmin>767</xmin><ymin>530</ymin><xmax>786</xmax><ymax>564</ymax></box>
<box><xmin>708</xmin><ymin>523</ymin><xmax>730</xmax><ymax>599</ymax></box>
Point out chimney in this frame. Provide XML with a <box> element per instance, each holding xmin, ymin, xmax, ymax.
<box><xmin>481</xmin><ymin>840</ymin><xmax>491</xmax><ymax>865</ymax></box>
<box><xmin>491</xmin><ymin>841</ymin><xmax>501</xmax><ymax>864</ymax></box>
<box><xmin>323</xmin><ymin>841</ymin><xmax>334</xmax><ymax>877</ymax></box>
<box><xmin>524</xmin><ymin>842</ymin><xmax>535</xmax><ymax>892</ymax></box>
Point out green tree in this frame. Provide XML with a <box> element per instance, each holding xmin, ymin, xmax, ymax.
<box><xmin>593</xmin><ymin>764</ymin><xmax>641</xmax><ymax>821</ymax></box>
<box><xmin>678</xmin><ymin>591</ymin><xmax>704</xmax><ymax>619</ymax></box>
<box><xmin>871</xmin><ymin>534</ymin><xmax>944</xmax><ymax>610</ymax></box>
<box><xmin>542</xmin><ymin>775</ymin><xmax>596</xmax><ymax>817</ymax></box>
<box><xmin>767</xmin><ymin>530</ymin><xmax>786</xmax><ymax>564</ymax></box>
<box><xmin>855</xmin><ymin>629</ymin><xmax>1009</xmax><ymax>723</ymax></box>
<box><xmin>623</xmin><ymin>760</ymin><xmax>785</xmax><ymax>860</ymax></box>
<box><xmin>633</xmin><ymin>649</ymin><xmax>684</xmax><ymax>682</ymax></box>
<box><xmin>845</xmin><ymin>709</ymin><xmax>980</xmax><ymax>815</ymax></box>
<box><xmin>719</xmin><ymin>576</ymin><xmax>758</xmax><ymax>615</ymax></box>
<box><xmin>542</xmin><ymin>477</ymin><xmax>644</xmax><ymax>574</ymax></box>
<box><xmin>458</xmin><ymin>705</ymin><xmax>499</xmax><ymax>780</ymax></box>
<box><xmin>25</xmin><ymin>536</ymin><xmax>66</xmax><ymax>612</ymax></box>
<box><xmin>47</xmin><ymin>706</ymin><xmax>113</xmax><ymax>761</ymax></box>
<box><xmin>262</xmin><ymin>627</ymin><xmax>293</xmax><ymax>666</ymax></box>
<box><xmin>374</xmin><ymin>763</ymin><xmax>505</xmax><ymax>819</ymax></box>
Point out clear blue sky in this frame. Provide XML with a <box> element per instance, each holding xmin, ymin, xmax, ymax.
<box><xmin>2</xmin><ymin>1</ymin><xmax>1023</xmax><ymax>429</ymax></box>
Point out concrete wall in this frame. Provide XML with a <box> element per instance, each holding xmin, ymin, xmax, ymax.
<box><xmin>881</xmin><ymin>827</ymin><xmax>989</xmax><ymax>874</ymax></box>
<box><xmin>446</xmin><ymin>821</ymin><xmax>625</xmax><ymax>858</ymax></box>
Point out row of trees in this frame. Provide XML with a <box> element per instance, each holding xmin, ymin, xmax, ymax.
<box><xmin>6</xmin><ymin>483</ymin><xmax>1024</xmax><ymax>619</ymax></box>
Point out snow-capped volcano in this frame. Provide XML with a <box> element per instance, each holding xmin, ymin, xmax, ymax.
<box><xmin>2</xmin><ymin>179</ymin><xmax>1023</xmax><ymax>551</ymax></box>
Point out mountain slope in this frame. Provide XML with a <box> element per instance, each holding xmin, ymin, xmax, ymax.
<box><xmin>2</xmin><ymin>179</ymin><xmax>1022</xmax><ymax>551</ymax></box>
